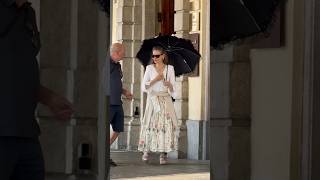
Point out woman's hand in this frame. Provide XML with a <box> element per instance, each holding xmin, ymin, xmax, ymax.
<box><xmin>148</xmin><ymin>73</ymin><xmax>164</xmax><ymax>88</ymax></box>
<box><xmin>154</xmin><ymin>73</ymin><xmax>164</xmax><ymax>82</ymax></box>
<box><xmin>163</xmin><ymin>81</ymin><xmax>173</xmax><ymax>92</ymax></box>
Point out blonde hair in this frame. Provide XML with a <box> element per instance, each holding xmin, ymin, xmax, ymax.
<box><xmin>152</xmin><ymin>46</ymin><xmax>168</xmax><ymax>64</ymax></box>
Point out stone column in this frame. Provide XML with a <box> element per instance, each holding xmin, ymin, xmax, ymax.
<box><xmin>301</xmin><ymin>0</ymin><xmax>320</xmax><ymax>179</ymax></box>
<box><xmin>210</xmin><ymin>45</ymin><xmax>251</xmax><ymax>180</ymax></box>
<box><xmin>38</xmin><ymin>0</ymin><xmax>74</xmax><ymax>174</ymax></box>
<box><xmin>97</xmin><ymin>9</ymin><xmax>109</xmax><ymax>180</ymax></box>
<box><xmin>38</xmin><ymin>0</ymin><xmax>104</xmax><ymax>177</ymax></box>
<box><xmin>113</xmin><ymin>0</ymin><xmax>143</xmax><ymax>151</ymax></box>
<box><xmin>172</xmin><ymin>0</ymin><xmax>191</xmax><ymax>159</ymax></box>
<box><xmin>186</xmin><ymin>0</ymin><xmax>209</xmax><ymax>161</ymax></box>
<box><xmin>128</xmin><ymin>0</ymin><xmax>143</xmax><ymax>151</ymax></box>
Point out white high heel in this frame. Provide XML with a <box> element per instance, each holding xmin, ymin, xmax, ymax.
<box><xmin>142</xmin><ymin>152</ymin><xmax>149</xmax><ymax>162</ymax></box>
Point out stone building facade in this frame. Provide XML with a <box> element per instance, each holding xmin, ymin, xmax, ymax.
<box><xmin>110</xmin><ymin>0</ymin><xmax>211</xmax><ymax>161</ymax></box>
<box><xmin>26</xmin><ymin>0</ymin><xmax>320</xmax><ymax>179</ymax></box>
<box><xmin>111</xmin><ymin>0</ymin><xmax>320</xmax><ymax>180</ymax></box>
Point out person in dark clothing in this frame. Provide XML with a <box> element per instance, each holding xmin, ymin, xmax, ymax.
<box><xmin>109</xmin><ymin>43</ymin><xmax>133</xmax><ymax>166</ymax></box>
<box><xmin>0</xmin><ymin>1</ymin><xmax>74</xmax><ymax>179</ymax></box>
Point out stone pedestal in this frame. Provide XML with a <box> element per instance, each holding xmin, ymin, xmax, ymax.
<box><xmin>127</xmin><ymin>117</ymin><xmax>141</xmax><ymax>150</ymax></box>
<box><xmin>186</xmin><ymin>120</ymin><xmax>209</xmax><ymax>160</ymax></box>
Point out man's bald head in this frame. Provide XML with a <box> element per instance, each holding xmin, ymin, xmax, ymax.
<box><xmin>110</xmin><ymin>43</ymin><xmax>125</xmax><ymax>62</ymax></box>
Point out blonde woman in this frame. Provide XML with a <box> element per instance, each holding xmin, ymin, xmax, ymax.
<box><xmin>138</xmin><ymin>46</ymin><xmax>179</xmax><ymax>165</ymax></box>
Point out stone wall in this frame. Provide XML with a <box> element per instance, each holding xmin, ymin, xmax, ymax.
<box><xmin>36</xmin><ymin>1</ymin><xmax>108</xmax><ymax>178</ymax></box>
<box><xmin>210</xmin><ymin>45</ymin><xmax>251</xmax><ymax>180</ymax></box>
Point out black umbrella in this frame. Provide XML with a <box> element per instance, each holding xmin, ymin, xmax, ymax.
<box><xmin>211</xmin><ymin>0</ymin><xmax>281</xmax><ymax>48</ymax></box>
<box><xmin>136</xmin><ymin>35</ymin><xmax>201</xmax><ymax>76</ymax></box>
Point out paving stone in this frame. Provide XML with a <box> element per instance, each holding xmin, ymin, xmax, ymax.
<box><xmin>110</xmin><ymin>151</ymin><xmax>210</xmax><ymax>180</ymax></box>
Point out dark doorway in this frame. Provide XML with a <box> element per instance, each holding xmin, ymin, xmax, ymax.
<box><xmin>160</xmin><ymin>0</ymin><xmax>174</xmax><ymax>35</ymax></box>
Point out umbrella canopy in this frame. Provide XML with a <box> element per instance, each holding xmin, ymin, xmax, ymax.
<box><xmin>136</xmin><ymin>35</ymin><xmax>201</xmax><ymax>76</ymax></box>
<box><xmin>210</xmin><ymin>0</ymin><xmax>281</xmax><ymax>48</ymax></box>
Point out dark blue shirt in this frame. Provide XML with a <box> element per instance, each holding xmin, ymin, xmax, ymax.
<box><xmin>0</xmin><ymin>1</ymin><xmax>40</xmax><ymax>137</ymax></box>
<box><xmin>110</xmin><ymin>57</ymin><xmax>123</xmax><ymax>105</ymax></box>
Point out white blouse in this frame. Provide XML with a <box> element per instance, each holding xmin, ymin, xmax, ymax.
<box><xmin>142</xmin><ymin>64</ymin><xmax>176</xmax><ymax>98</ymax></box>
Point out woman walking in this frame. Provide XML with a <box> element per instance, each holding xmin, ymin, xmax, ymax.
<box><xmin>138</xmin><ymin>46</ymin><xmax>179</xmax><ymax>165</ymax></box>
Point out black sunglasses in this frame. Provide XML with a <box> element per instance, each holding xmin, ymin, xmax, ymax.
<box><xmin>152</xmin><ymin>54</ymin><xmax>163</xmax><ymax>58</ymax></box>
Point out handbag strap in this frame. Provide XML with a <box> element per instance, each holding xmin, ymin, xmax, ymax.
<box><xmin>165</xmin><ymin>65</ymin><xmax>168</xmax><ymax>81</ymax></box>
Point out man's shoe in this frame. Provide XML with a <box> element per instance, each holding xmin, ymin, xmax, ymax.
<box><xmin>110</xmin><ymin>159</ymin><xmax>117</xmax><ymax>167</ymax></box>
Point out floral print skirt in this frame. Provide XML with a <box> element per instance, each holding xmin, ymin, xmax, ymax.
<box><xmin>138</xmin><ymin>92</ymin><xmax>179</xmax><ymax>153</ymax></box>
